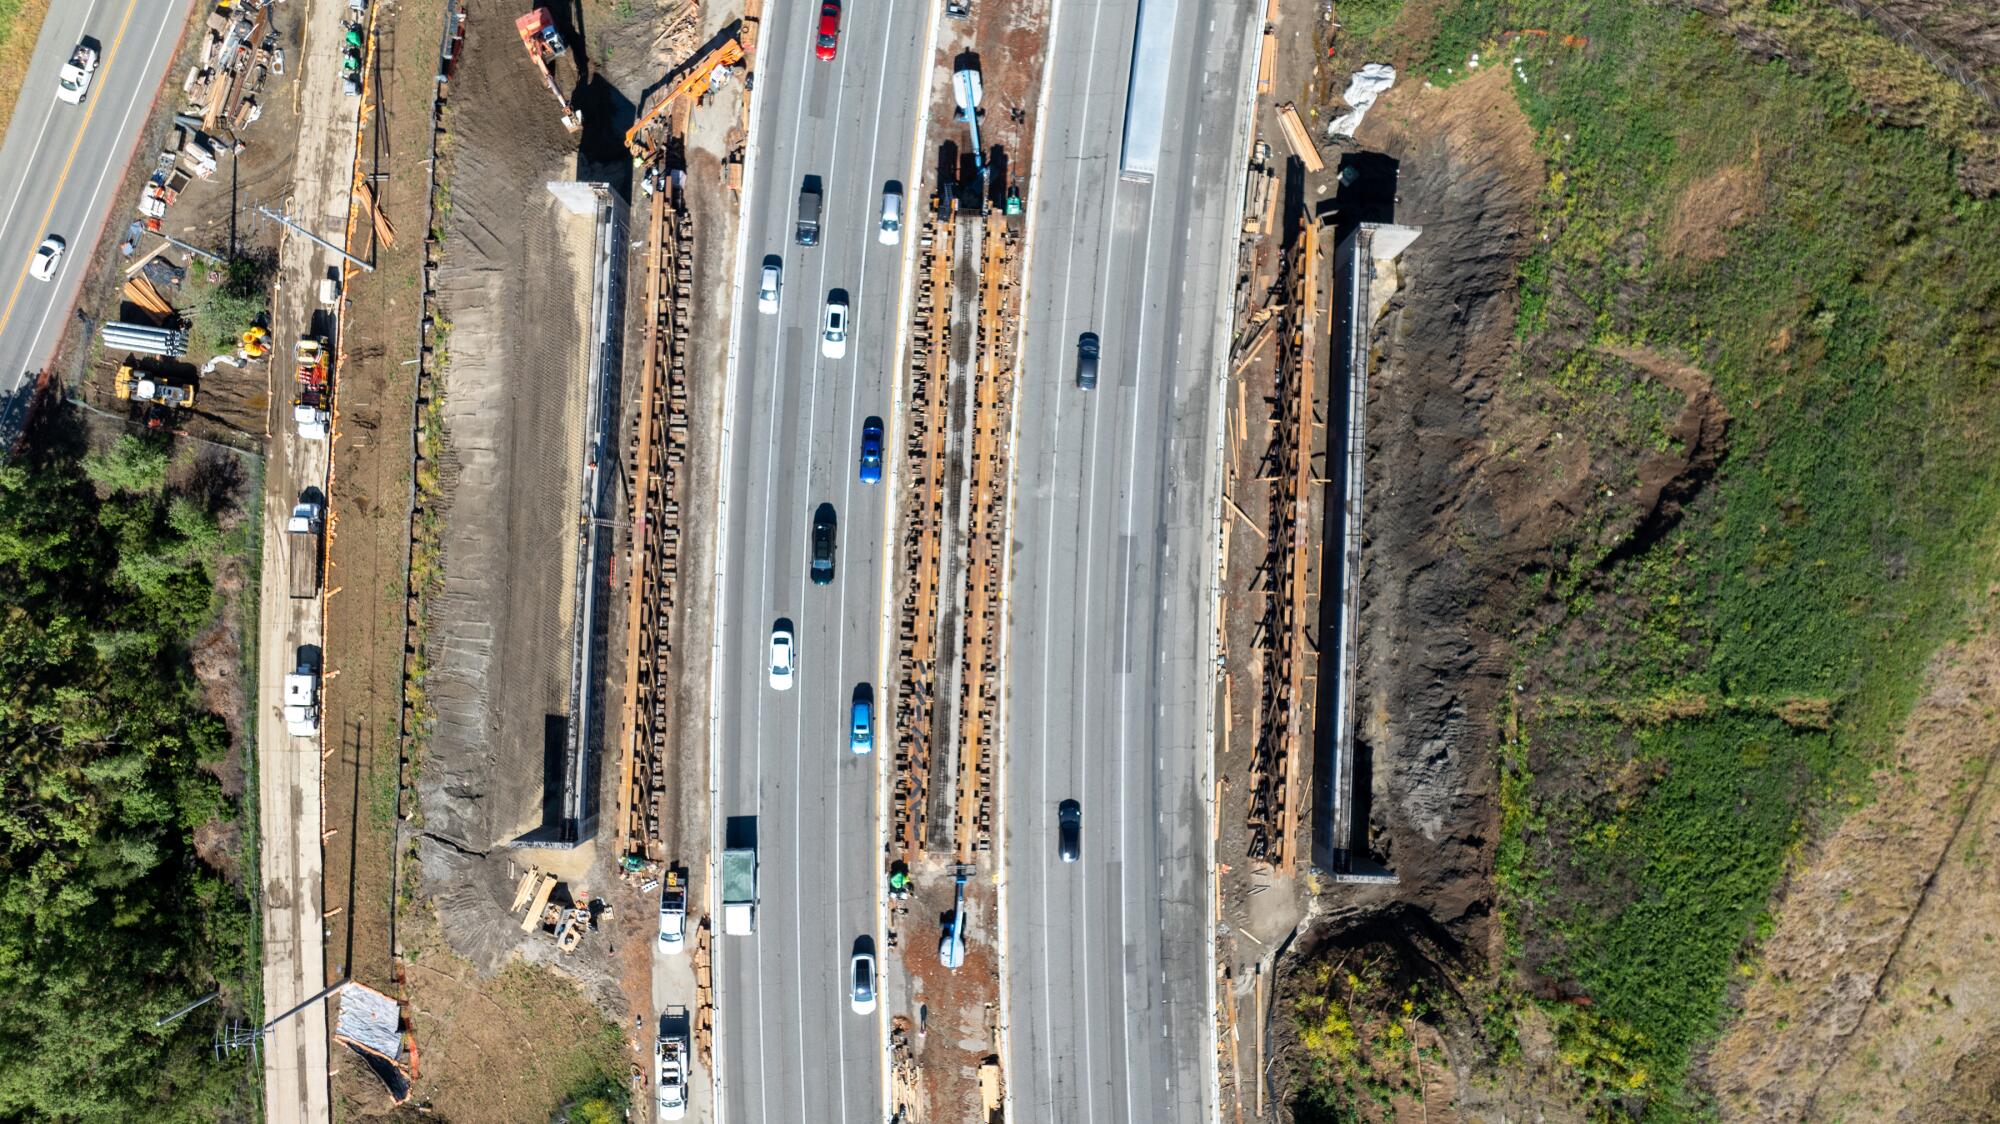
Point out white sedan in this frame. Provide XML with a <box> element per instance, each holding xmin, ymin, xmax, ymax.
<box><xmin>29</xmin><ymin>237</ymin><xmax>65</xmax><ymax>282</ymax></box>
<box><xmin>821</xmin><ymin>296</ymin><xmax>848</xmax><ymax>359</ymax></box>
<box><xmin>769</xmin><ymin>622</ymin><xmax>795</xmax><ymax>691</ymax></box>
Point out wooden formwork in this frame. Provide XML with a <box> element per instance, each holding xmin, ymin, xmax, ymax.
<box><xmin>893</xmin><ymin>213</ymin><xmax>955</xmax><ymax>854</ymax></box>
<box><xmin>951</xmin><ymin>214</ymin><xmax>1018</xmax><ymax>863</ymax></box>
<box><xmin>1246</xmin><ymin>218</ymin><xmax>1317</xmax><ymax>872</ymax></box>
<box><xmin>615</xmin><ymin>185</ymin><xmax>695</xmax><ymax>863</ymax></box>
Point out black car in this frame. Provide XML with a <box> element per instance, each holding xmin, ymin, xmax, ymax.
<box><xmin>1057</xmin><ymin>799</ymin><xmax>1081</xmax><ymax>862</ymax></box>
<box><xmin>1076</xmin><ymin>332</ymin><xmax>1100</xmax><ymax>390</ymax></box>
<box><xmin>811</xmin><ymin>503</ymin><xmax>837</xmax><ymax>585</ymax></box>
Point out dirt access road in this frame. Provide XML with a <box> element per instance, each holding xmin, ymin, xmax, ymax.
<box><xmin>254</xmin><ymin>0</ymin><xmax>370</xmax><ymax>1117</ymax></box>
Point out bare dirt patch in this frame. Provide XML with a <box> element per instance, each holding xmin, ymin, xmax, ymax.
<box><xmin>1703</xmin><ymin>568</ymin><xmax>2000</xmax><ymax>1123</ymax></box>
<box><xmin>1663</xmin><ymin>155</ymin><xmax>1764</xmax><ymax>264</ymax></box>
<box><xmin>391</xmin><ymin>909</ymin><xmax>627</xmax><ymax>1119</ymax></box>
<box><xmin>322</xmin><ymin>0</ymin><xmax>444</xmax><ymax>1037</ymax></box>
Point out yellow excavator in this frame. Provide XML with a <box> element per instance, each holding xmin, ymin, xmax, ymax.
<box><xmin>624</xmin><ymin>28</ymin><xmax>751</xmax><ymax>167</ymax></box>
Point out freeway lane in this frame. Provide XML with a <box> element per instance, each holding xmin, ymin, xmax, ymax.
<box><xmin>711</xmin><ymin>0</ymin><xmax>930</xmax><ymax>1119</ymax></box>
<box><xmin>1002</xmin><ymin>0</ymin><xmax>1253</xmax><ymax>1118</ymax></box>
<box><xmin>0</xmin><ymin>0</ymin><xmax>193</xmax><ymax>402</ymax></box>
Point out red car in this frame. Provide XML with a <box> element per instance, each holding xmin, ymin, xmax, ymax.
<box><xmin>815</xmin><ymin>1</ymin><xmax>841</xmax><ymax>60</ymax></box>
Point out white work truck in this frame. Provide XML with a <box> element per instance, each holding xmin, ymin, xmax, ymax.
<box><xmin>283</xmin><ymin>666</ymin><xmax>319</xmax><ymax>737</ymax></box>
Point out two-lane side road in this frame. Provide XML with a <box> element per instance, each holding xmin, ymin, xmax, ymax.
<box><xmin>0</xmin><ymin>0</ymin><xmax>194</xmax><ymax>405</ymax></box>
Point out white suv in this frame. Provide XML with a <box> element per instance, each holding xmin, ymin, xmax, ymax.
<box><xmin>758</xmin><ymin>261</ymin><xmax>781</xmax><ymax>314</ymax></box>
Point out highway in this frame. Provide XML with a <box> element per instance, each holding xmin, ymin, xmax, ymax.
<box><xmin>0</xmin><ymin>0</ymin><xmax>193</xmax><ymax>408</ymax></box>
<box><xmin>1000</xmin><ymin>0</ymin><xmax>1253</xmax><ymax>1117</ymax></box>
<box><xmin>708</xmin><ymin>0</ymin><xmax>931</xmax><ymax>1119</ymax></box>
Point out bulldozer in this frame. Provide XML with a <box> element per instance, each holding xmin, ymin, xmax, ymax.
<box><xmin>624</xmin><ymin>28</ymin><xmax>751</xmax><ymax>168</ymax></box>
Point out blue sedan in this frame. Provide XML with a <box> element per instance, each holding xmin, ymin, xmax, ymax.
<box><xmin>858</xmin><ymin>416</ymin><xmax>884</xmax><ymax>484</ymax></box>
<box><xmin>849</xmin><ymin>693</ymin><xmax>874</xmax><ymax>755</ymax></box>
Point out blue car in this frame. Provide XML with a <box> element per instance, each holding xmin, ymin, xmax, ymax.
<box><xmin>849</xmin><ymin>692</ymin><xmax>873</xmax><ymax>755</ymax></box>
<box><xmin>858</xmin><ymin>416</ymin><xmax>884</xmax><ymax>484</ymax></box>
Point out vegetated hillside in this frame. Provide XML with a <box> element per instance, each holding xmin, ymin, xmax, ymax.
<box><xmin>1278</xmin><ymin>0</ymin><xmax>2000</xmax><ymax>1119</ymax></box>
<box><xmin>0</xmin><ymin>422</ymin><xmax>259</xmax><ymax>1120</ymax></box>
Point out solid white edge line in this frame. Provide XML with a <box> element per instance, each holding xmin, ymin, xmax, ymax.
<box><xmin>1203</xmin><ymin>9</ymin><xmax>1266</xmax><ymax>1124</ymax></box>
<box><xmin>992</xmin><ymin>0</ymin><xmax>1076</xmax><ymax>1112</ymax></box>
<box><xmin>876</xmin><ymin>0</ymin><xmax>945</xmax><ymax>1118</ymax></box>
<box><xmin>710</xmin><ymin>3</ymin><xmax>779</xmax><ymax>1116</ymax></box>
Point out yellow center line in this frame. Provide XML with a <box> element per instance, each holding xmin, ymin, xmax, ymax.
<box><xmin>0</xmin><ymin>0</ymin><xmax>143</xmax><ymax>350</ymax></box>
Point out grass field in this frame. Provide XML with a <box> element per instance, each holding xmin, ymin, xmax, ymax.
<box><xmin>1313</xmin><ymin>0</ymin><xmax>2000</xmax><ymax>1116</ymax></box>
<box><xmin>0</xmin><ymin>0</ymin><xmax>50</xmax><ymax>142</ymax></box>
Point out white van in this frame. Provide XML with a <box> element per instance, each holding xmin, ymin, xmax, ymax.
<box><xmin>878</xmin><ymin>188</ymin><xmax>903</xmax><ymax>245</ymax></box>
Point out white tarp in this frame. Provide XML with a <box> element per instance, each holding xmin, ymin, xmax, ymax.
<box><xmin>333</xmin><ymin>981</ymin><xmax>403</xmax><ymax>1062</ymax></box>
<box><xmin>1327</xmin><ymin>63</ymin><xmax>1396</xmax><ymax>138</ymax></box>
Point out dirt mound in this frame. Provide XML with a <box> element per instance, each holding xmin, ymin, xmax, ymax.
<box><xmin>1343</xmin><ymin>65</ymin><xmax>1547</xmax><ymax>948</ymax></box>
<box><xmin>1703</xmin><ymin>581</ymin><xmax>2000</xmax><ymax>1122</ymax></box>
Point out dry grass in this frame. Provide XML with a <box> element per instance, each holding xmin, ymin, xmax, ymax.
<box><xmin>0</xmin><ymin>0</ymin><xmax>51</xmax><ymax>140</ymax></box>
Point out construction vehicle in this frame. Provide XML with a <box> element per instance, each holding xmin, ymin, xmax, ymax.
<box><xmin>515</xmin><ymin>9</ymin><xmax>582</xmax><ymax>133</ymax></box>
<box><xmin>654</xmin><ymin>1010</ymin><xmax>690</xmax><ymax>1121</ymax></box>
<box><xmin>293</xmin><ymin>337</ymin><xmax>330</xmax><ymax>440</ymax></box>
<box><xmin>283</xmin><ymin>662</ymin><xmax>319</xmax><ymax>737</ymax></box>
<box><xmin>113</xmin><ymin>363</ymin><xmax>196</xmax><ymax>409</ymax></box>
<box><xmin>623</xmin><ymin>32</ymin><xmax>748</xmax><ymax>166</ymax></box>
<box><xmin>287</xmin><ymin>499</ymin><xmax>324</xmax><ymax>600</ymax></box>
<box><xmin>721</xmin><ymin>846</ymin><xmax>757</xmax><ymax>935</ymax></box>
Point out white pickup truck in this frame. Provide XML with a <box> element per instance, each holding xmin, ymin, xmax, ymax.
<box><xmin>57</xmin><ymin>44</ymin><xmax>97</xmax><ymax>106</ymax></box>
<box><xmin>283</xmin><ymin>666</ymin><xmax>319</xmax><ymax>737</ymax></box>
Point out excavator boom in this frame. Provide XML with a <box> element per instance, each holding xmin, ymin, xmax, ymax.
<box><xmin>624</xmin><ymin>37</ymin><xmax>747</xmax><ymax>163</ymax></box>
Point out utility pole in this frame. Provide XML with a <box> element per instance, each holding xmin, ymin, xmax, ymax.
<box><xmin>255</xmin><ymin>204</ymin><xmax>374</xmax><ymax>273</ymax></box>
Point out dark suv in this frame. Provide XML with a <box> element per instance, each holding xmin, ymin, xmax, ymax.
<box><xmin>1076</xmin><ymin>332</ymin><xmax>1100</xmax><ymax>390</ymax></box>
<box><xmin>1057</xmin><ymin>799</ymin><xmax>1081</xmax><ymax>862</ymax></box>
<box><xmin>811</xmin><ymin>503</ymin><xmax>837</xmax><ymax>585</ymax></box>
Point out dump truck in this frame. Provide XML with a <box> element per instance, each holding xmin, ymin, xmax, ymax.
<box><xmin>293</xmin><ymin>337</ymin><xmax>330</xmax><ymax>440</ymax></box>
<box><xmin>515</xmin><ymin>9</ymin><xmax>582</xmax><ymax>132</ymax></box>
<box><xmin>795</xmin><ymin>181</ymin><xmax>822</xmax><ymax>246</ymax></box>
<box><xmin>721</xmin><ymin>846</ymin><xmax>757</xmax><ymax>935</ymax></box>
<box><xmin>283</xmin><ymin>664</ymin><xmax>319</xmax><ymax>737</ymax></box>
<box><xmin>655</xmin><ymin>1011</ymin><xmax>690</xmax><ymax>1121</ymax></box>
<box><xmin>113</xmin><ymin>364</ymin><xmax>196</xmax><ymax>409</ymax></box>
<box><xmin>287</xmin><ymin>500</ymin><xmax>323</xmax><ymax>600</ymax></box>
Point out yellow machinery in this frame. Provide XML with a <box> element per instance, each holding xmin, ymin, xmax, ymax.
<box><xmin>624</xmin><ymin>34</ymin><xmax>748</xmax><ymax>165</ymax></box>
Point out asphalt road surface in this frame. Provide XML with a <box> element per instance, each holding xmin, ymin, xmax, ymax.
<box><xmin>1000</xmin><ymin>0</ymin><xmax>1254</xmax><ymax>1117</ymax></box>
<box><xmin>709</xmin><ymin>0</ymin><xmax>931</xmax><ymax>1120</ymax></box>
<box><xmin>0</xmin><ymin>0</ymin><xmax>194</xmax><ymax>401</ymax></box>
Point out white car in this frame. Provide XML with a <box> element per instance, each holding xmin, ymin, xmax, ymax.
<box><xmin>850</xmin><ymin>949</ymin><xmax>877</xmax><ymax>1014</ymax></box>
<box><xmin>821</xmin><ymin>296</ymin><xmax>848</xmax><ymax>359</ymax></box>
<box><xmin>28</xmin><ymin>237</ymin><xmax>64</xmax><ymax>282</ymax></box>
<box><xmin>56</xmin><ymin>45</ymin><xmax>97</xmax><ymax>106</ymax></box>
<box><xmin>769</xmin><ymin>622</ymin><xmax>795</xmax><ymax>691</ymax></box>
<box><xmin>758</xmin><ymin>262</ymin><xmax>781</xmax><ymax>314</ymax></box>
<box><xmin>878</xmin><ymin>189</ymin><xmax>903</xmax><ymax>245</ymax></box>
